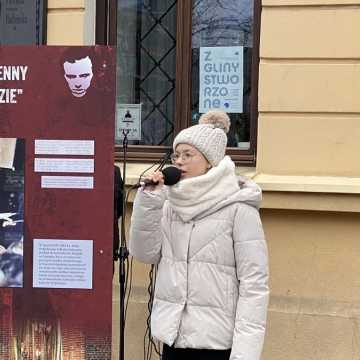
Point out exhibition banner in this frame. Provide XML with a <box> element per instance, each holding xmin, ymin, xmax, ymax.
<box><xmin>0</xmin><ymin>46</ymin><xmax>115</xmax><ymax>359</ymax></box>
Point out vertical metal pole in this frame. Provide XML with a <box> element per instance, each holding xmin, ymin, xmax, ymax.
<box><xmin>119</xmin><ymin>129</ymin><xmax>130</xmax><ymax>360</ymax></box>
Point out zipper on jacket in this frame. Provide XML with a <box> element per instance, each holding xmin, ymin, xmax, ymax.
<box><xmin>185</xmin><ymin>222</ymin><xmax>196</xmax><ymax>307</ymax></box>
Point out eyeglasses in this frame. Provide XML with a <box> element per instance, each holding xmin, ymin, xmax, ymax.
<box><xmin>170</xmin><ymin>152</ymin><xmax>196</xmax><ymax>164</ymax></box>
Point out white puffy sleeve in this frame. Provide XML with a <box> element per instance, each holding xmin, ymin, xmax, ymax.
<box><xmin>129</xmin><ymin>187</ymin><xmax>167</xmax><ymax>264</ymax></box>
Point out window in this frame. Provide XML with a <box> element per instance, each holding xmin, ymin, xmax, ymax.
<box><xmin>97</xmin><ymin>0</ymin><xmax>260</xmax><ymax>165</ymax></box>
<box><xmin>0</xmin><ymin>1</ymin><xmax>47</xmax><ymax>45</ymax></box>
<box><xmin>116</xmin><ymin>0</ymin><xmax>177</xmax><ymax>147</ymax></box>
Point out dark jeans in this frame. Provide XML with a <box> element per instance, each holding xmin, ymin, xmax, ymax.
<box><xmin>162</xmin><ymin>344</ymin><xmax>231</xmax><ymax>360</ymax></box>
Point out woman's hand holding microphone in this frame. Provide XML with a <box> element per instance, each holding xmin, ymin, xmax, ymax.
<box><xmin>139</xmin><ymin>166</ymin><xmax>181</xmax><ymax>191</ymax></box>
<box><xmin>142</xmin><ymin>171</ymin><xmax>165</xmax><ymax>192</ymax></box>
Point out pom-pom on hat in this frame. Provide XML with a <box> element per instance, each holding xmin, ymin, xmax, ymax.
<box><xmin>173</xmin><ymin>110</ymin><xmax>230</xmax><ymax>166</ymax></box>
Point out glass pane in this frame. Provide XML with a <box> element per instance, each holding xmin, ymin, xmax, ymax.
<box><xmin>116</xmin><ymin>0</ymin><xmax>177</xmax><ymax>146</ymax></box>
<box><xmin>191</xmin><ymin>0</ymin><xmax>254</xmax><ymax>150</ymax></box>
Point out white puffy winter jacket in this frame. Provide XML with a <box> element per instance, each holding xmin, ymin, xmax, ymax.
<box><xmin>129</xmin><ymin>178</ymin><xmax>269</xmax><ymax>360</ymax></box>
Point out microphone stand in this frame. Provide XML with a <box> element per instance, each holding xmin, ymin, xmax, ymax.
<box><xmin>119</xmin><ymin>129</ymin><xmax>130</xmax><ymax>360</ymax></box>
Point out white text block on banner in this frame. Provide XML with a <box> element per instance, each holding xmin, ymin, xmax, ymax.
<box><xmin>199</xmin><ymin>46</ymin><xmax>243</xmax><ymax>113</ymax></box>
<box><xmin>34</xmin><ymin>158</ymin><xmax>94</xmax><ymax>173</ymax></box>
<box><xmin>33</xmin><ymin>239</ymin><xmax>93</xmax><ymax>289</ymax></box>
<box><xmin>41</xmin><ymin>176</ymin><xmax>94</xmax><ymax>189</ymax></box>
<box><xmin>35</xmin><ymin>139</ymin><xmax>95</xmax><ymax>155</ymax></box>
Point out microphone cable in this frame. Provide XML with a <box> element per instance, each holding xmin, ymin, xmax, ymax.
<box><xmin>137</xmin><ymin>149</ymin><xmax>171</xmax><ymax>184</ymax></box>
<box><xmin>144</xmin><ymin>264</ymin><xmax>161</xmax><ymax>360</ymax></box>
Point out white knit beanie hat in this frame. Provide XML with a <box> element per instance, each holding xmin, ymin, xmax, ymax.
<box><xmin>173</xmin><ymin>110</ymin><xmax>230</xmax><ymax>166</ymax></box>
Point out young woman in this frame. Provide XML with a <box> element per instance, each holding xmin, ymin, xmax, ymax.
<box><xmin>129</xmin><ymin>110</ymin><xmax>269</xmax><ymax>360</ymax></box>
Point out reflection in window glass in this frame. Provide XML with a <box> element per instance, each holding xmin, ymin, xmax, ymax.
<box><xmin>191</xmin><ymin>0</ymin><xmax>254</xmax><ymax>149</ymax></box>
<box><xmin>116</xmin><ymin>0</ymin><xmax>177</xmax><ymax>146</ymax></box>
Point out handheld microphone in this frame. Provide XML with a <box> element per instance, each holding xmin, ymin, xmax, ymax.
<box><xmin>137</xmin><ymin>166</ymin><xmax>181</xmax><ymax>188</ymax></box>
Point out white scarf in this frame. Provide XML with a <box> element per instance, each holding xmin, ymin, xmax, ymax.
<box><xmin>167</xmin><ymin>156</ymin><xmax>240</xmax><ymax>222</ymax></box>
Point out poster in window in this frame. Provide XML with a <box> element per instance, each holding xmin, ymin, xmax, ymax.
<box><xmin>117</xmin><ymin>103</ymin><xmax>142</xmax><ymax>141</ymax></box>
<box><xmin>199</xmin><ymin>46</ymin><xmax>243</xmax><ymax>113</ymax></box>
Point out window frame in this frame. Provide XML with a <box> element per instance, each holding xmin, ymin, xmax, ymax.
<box><xmin>96</xmin><ymin>0</ymin><xmax>261</xmax><ymax>166</ymax></box>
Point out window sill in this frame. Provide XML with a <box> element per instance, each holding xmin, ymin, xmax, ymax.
<box><xmin>253</xmin><ymin>174</ymin><xmax>360</xmax><ymax>213</ymax></box>
<box><xmin>253</xmin><ymin>174</ymin><xmax>360</xmax><ymax>194</ymax></box>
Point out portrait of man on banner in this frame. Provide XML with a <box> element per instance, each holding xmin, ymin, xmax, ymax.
<box><xmin>63</xmin><ymin>55</ymin><xmax>94</xmax><ymax>98</ymax></box>
<box><xmin>60</xmin><ymin>47</ymin><xmax>109</xmax><ymax>100</ymax></box>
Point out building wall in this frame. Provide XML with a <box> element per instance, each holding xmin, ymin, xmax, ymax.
<box><xmin>258</xmin><ymin>0</ymin><xmax>360</xmax><ymax>176</ymax></box>
<box><xmin>262</xmin><ymin>210</ymin><xmax>360</xmax><ymax>359</ymax></box>
<box><xmin>47</xmin><ymin>0</ymin><xmax>95</xmax><ymax>46</ymax></box>
<box><xmin>256</xmin><ymin>1</ymin><xmax>360</xmax><ymax>359</ymax></box>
